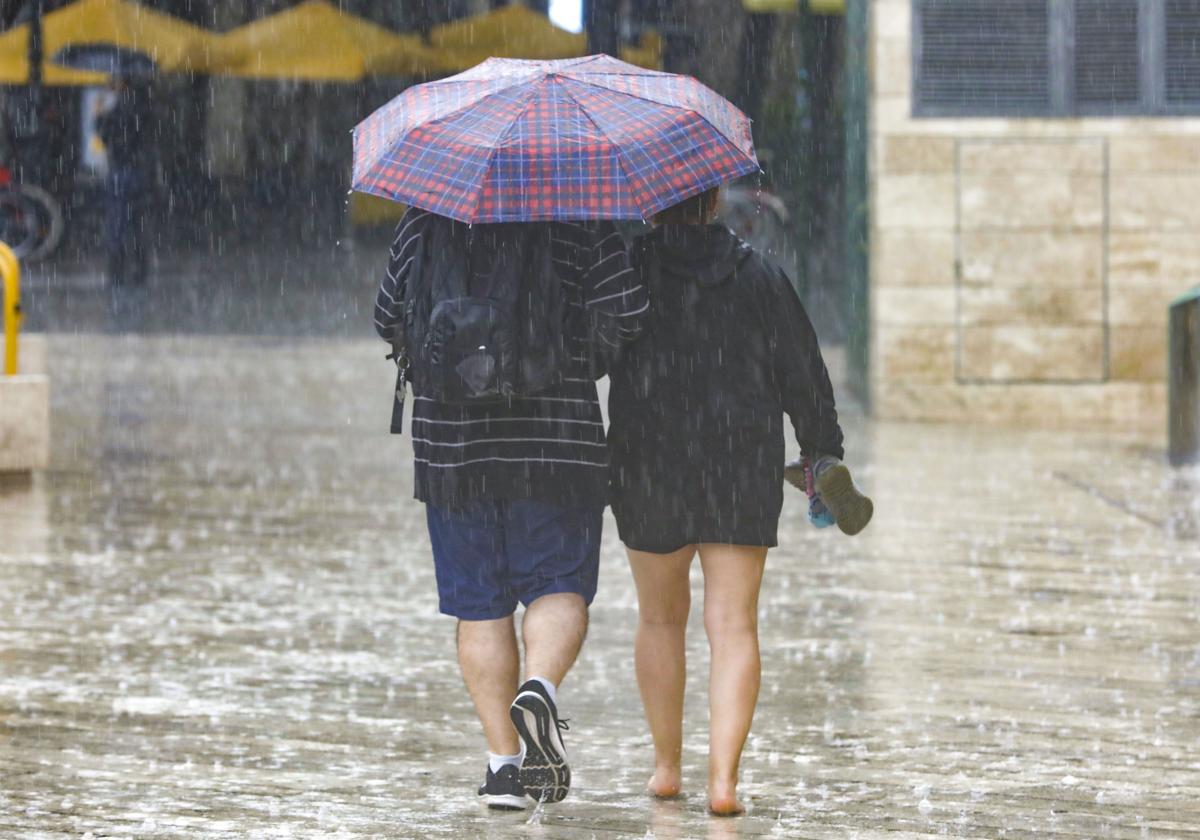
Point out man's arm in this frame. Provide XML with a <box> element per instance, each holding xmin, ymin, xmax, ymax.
<box><xmin>581</xmin><ymin>222</ymin><xmax>648</xmax><ymax>357</ymax></box>
<box><xmin>374</xmin><ymin>207</ymin><xmax>428</xmax><ymax>344</ymax></box>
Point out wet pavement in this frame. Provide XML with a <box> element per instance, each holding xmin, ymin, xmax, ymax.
<box><xmin>20</xmin><ymin>235</ymin><xmax>389</xmax><ymax>338</ymax></box>
<box><xmin>2</xmin><ymin>324</ymin><xmax>1200</xmax><ymax>838</ymax></box>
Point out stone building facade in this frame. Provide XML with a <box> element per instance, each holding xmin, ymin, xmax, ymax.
<box><xmin>868</xmin><ymin>0</ymin><xmax>1199</xmax><ymax>435</ymax></box>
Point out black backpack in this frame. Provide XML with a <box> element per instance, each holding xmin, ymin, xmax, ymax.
<box><xmin>395</xmin><ymin>217</ymin><xmax>569</xmax><ymax>410</ymax></box>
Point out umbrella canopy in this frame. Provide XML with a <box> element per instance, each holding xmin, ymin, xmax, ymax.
<box><xmin>0</xmin><ymin>0</ymin><xmax>215</xmax><ymax>82</ymax></box>
<box><xmin>53</xmin><ymin>43</ymin><xmax>156</xmax><ymax>79</ymax></box>
<box><xmin>214</xmin><ymin>0</ymin><xmax>433</xmax><ymax>82</ymax></box>
<box><xmin>352</xmin><ymin>55</ymin><xmax>757</xmax><ymax>224</ymax></box>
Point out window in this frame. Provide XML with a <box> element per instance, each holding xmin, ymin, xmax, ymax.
<box><xmin>1166</xmin><ymin>0</ymin><xmax>1200</xmax><ymax>104</ymax></box>
<box><xmin>913</xmin><ymin>0</ymin><xmax>1200</xmax><ymax>116</ymax></box>
<box><xmin>916</xmin><ymin>0</ymin><xmax>1051</xmax><ymax>112</ymax></box>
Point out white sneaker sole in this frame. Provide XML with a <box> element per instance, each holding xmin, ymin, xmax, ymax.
<box><xmin>510</xmin><ymin>691</ymin><xmax>570</xmax><ymax>803</ymax></box>
<box><xmin>482</xmin><ymin>793</ymin><xmax>528</xmax><ymax>810</ymax></box>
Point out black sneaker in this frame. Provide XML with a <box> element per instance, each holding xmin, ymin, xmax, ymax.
<box><xmin>509</xmin><ymin>680</ymin><xmax>571</xmax><ymax>803</ymax></box>
<box><xmin>478</xmin><ymin>764</ymin><xmax>528</xmax><ymax>810</ymax></box>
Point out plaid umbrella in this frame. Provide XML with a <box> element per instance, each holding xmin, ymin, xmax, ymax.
<box><xmin>352</xmin><ymin>54</ymin><xmax>758</xmax><ymax>223</ymax></box>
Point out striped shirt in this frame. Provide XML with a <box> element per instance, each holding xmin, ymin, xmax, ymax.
<box><xmin>375</xmin><ymin>208</ymin><xmax>648</xmax><ymax>508</ymax></box>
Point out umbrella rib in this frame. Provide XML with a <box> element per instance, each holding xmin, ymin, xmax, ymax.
<box><xmin>556</xmin><ymin>73</ymin><xmax>753</xmax><ymax>158</ymax></box>
<box><xmin>553</xmin><ymin>79</ymin><xmax>660</xmax><ymax>221</ymax></box>
<box><xmin>565</xmin><ymin>65</ymin><xmax>671</xmax><ymax>79</ymax></box>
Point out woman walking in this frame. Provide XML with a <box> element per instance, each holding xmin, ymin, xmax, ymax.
<box><xmin>608</xmin><ymin>187</ymin><xmax>870</xmax><ymax>815</ymax></box>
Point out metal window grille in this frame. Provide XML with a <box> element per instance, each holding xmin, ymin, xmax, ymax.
<box><xmin>914</xmin><ymin>0</ymin><xmax>1052</xmax><ymax>114</ymax></box>
<box><xmin>1166</xmin><ymin>0</ymin><xmax>1200</xmax><ymax>103</ymax></box>
<box><xmin>913</xmin><ymin>0</ymin><xmax>1200</xmax><ymax>116</ymax></box>
<box><xmin>1074</xmin><ymin>0</ymin><xmax>1141</xmax><ymax>108</ymax></box>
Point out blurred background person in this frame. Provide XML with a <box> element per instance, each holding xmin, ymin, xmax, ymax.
<box><xmin>95</xmin><ymin>76</ymin><xmax>151</xmax><ymax>288</ymax></box>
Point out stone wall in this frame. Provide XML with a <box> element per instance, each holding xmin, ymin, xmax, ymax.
<box><xmin>869</xmin><ymin>0</ymin><xmax>1200</xmax><ymax>435</ymax></box>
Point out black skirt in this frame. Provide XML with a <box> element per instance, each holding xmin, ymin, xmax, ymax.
<box><xmin>609</xmin><ymin>445</ymin><xmax>785</xmax><ymax>553</ymax></box>
<box><xmin>613</xmin><ymin>505</ymin><xmax>780</xmax><ymax>554</ymax></box>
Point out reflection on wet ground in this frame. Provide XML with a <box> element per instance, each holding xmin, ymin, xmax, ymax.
<box><xmin>2</xmin><ymin>333</ymin><xmax>1198</xmax><ymax>838</ymax></box>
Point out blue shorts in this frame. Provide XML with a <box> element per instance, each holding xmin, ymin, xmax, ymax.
<box><xmin>426</xmin><ymin>499</ymin><xmax>603</xmax><ymax>621</ymax></box>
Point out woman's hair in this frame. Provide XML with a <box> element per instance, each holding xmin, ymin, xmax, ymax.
<box><xmin>652</xmin><ymin>186</ymin><xmax>721</xmax><ymax>226</ymax></box>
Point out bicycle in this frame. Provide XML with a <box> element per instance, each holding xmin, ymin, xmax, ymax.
<box><xmin>0</xmin><ymin>164</ymin><xmax>65</xmax><ymax>261</ymax></box>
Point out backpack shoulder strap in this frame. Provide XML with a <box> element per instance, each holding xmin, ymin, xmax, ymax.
<box><xmin>631</xmin><ymin>235</ymin><xmax>660</xmax><ymax>291</ymax></box>
<box><xmin>529</xmin><ymin>223</ymin><xmax>556</xmax><ymax>286</ymax></box>
<box><xmin>465</xmin><ymin>223</ymin><xmax>524</xmax><ymax>301</ymax></box>
<box><xmin>460</xmin><ymin>223</ymin><xmax>477</xmax><ymax>297</ymax></box>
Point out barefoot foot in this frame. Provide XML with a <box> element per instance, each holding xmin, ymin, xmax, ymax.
<box><xmin>707</xmin><ymin>781</ymin><xmax>745</xmax><ymax>816</ymax></box>
<box><xmin>648</xmin><ymin>767</ymin><xmax>683</xmax><ymax>799</ymax></box>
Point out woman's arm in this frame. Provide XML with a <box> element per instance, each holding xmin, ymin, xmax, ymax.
<box><xmin>765</xmin><ymin>263</ymin><xmax>845</xmax><ymax>460</ymax></box>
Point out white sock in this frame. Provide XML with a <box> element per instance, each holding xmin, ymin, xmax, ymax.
<box><xmin>488</xmin><ymin>750</ymin><xmax>523</xmax><ymax>774</ymax></box>
<box><xmin>529</xmin><ymin>676</ymin><xmax>558</xmax><ymax>706</ymax></box>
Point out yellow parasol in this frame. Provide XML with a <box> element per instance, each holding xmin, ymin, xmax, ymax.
<box><xmin>215</xmin><ymin>1</ymin><xmax>434</xmax><ymax>82</ymax></box>
<box><xmin>0</xmin><ymin>0</ymin><xmax>216</xmax><ymax>84</ymax></box>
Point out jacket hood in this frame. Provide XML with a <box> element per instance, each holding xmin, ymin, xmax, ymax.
<box><xmin>651</xmin><ymin>223</ymin><xmax>754</xmax><ymax>287</ymax></box>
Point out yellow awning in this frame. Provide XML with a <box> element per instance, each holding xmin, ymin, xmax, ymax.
<box><xmin>0</xmin><ymin>59</ymin><xmax>106</xmax><ymax>87</ymax></box>
<box><xmin>350</xmin><ymin>192</ymin><xmax>407</xmax><ymax>227</ymax></box>
<box><xmin>215</xmin><ymin>1</ymin><xmax>435</xmax><ymax>81</ymax></box>
<box><xmin>619</xmin><ymin>31</ymin><xmax>663</xmax><ymax>71</ymax></box>
<box><xmin>430</xmin><ymin>4</ymin><xmax>584</xmax><ymax>61</ymax></box>
<box><xmin>427</xmin><ymin>5</ymin><xmax>661</xmax><ymax>72</ymax></box>
<box><xmin>743</xmin><ymin>0</ymin><xmax>845</xmax><ymax>13</ymax></box>
<box><xmin>0</xmin><ymin>0</ymin><xmax>216</xmax><ymax>84</ymax></box>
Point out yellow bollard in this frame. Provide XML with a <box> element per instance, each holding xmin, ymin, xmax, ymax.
<box><xmin>0</xmin><ymin>242</ymin><xmax>19</xmax><ymax>376</ymax></box>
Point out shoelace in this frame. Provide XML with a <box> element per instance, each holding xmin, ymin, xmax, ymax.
<box><xmin>556</xmin><ymin>718</ymin><xmax>570</xmax><ymax>733</ymax></box>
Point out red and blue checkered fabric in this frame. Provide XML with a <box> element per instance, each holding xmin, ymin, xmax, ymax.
<box><xmin>353</xmin><ymin>55</ymin><xmax>758</xmax><ymax>223</ymax></box>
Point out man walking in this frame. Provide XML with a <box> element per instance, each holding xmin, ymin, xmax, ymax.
<box><xmin>374</xmin><ymin>207</ymin><xmax>646</xmax><ymax>808</ymax></box>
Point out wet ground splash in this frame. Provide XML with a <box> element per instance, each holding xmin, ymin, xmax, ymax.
<box><xmin>1</xmin><ymin>334</ymin><xmax>1198</xmax><ymax>838</ymax></box>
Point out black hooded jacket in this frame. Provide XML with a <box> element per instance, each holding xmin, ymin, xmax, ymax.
<box><xmin>607</xmin><ymin>223</ymin><xmax>843</xmax><ymax>550</ymax></box>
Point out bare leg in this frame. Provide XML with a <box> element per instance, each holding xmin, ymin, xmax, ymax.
<box><xmin>628</xmin><ymin>545</ymin><xmax>696</xmax><ymax>798</ymax></box>
<box><xmin>522</xmin><ymin>592</ymin><xmax>588</xmax><ymax>685</ymax></box>
<box><xmin>698</xmin><ymin>544</ymin><xmax>768</xmax><ymax>816</ymax></box>
<box><xmin>457</xmin><ymin>616</ymin><xmax>521</xmax><ymax>755</ymax></box>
